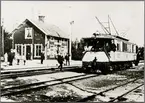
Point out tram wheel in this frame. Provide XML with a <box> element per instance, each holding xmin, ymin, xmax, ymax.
<box><xmin>82</xmin><ymin>67</ymin><xmax>87</xmax><ymax>73</ymax></box>
<box><xmin>101</xmin><ymin>63</ymin><xmax>110</xmax><ymax>75</ymax></box>
<box><xmin>84</xmin><ymin>67</ymin><xmax>91</xmax><ymax>73</ymax></box>
<box><xmin>135</xmin><ymin>61</ymin><xmax>139</xmax><ymax>66</ymax></box>
<box><xmin>129</xmin><ymin>62</ymin><xmax>133</xmax><ymax>68</ymax></box>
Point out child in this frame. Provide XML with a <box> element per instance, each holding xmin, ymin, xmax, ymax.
<box><xmin>22</xmin><ymin>55</ymin><xmax>26</xmax><ymax>65</ymax></box>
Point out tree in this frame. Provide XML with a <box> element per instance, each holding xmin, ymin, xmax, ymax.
<box><xmin>71</xmin><ymin>38</ymin><xmax>84</xmax><ymax>60</ymax></box>
<box><xmin>1</xmin><ymin>26</ymin><xmax>12</xmax><ymax>53</ymax></box>
<box><xmin>138</xmin><ymin>47</ymin><xmax>144</xmax><ymax>60</ymax></box>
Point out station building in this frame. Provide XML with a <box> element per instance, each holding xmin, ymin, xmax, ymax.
<box><xmin>12</xmin><ymin>16</ymin><xmax>69</xmax><ymax>60</ymax></box>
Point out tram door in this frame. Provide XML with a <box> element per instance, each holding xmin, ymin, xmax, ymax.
<box><xmin>26</xmin><ymin>45</ymin><xmax>31</xmax><ymax>60</ymax></box>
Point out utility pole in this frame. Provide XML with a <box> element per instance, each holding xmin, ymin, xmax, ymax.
<box><xmin>69</xmin><ymin>6</ymin><xmax>74</xmax><ymax>62</ymax></box>
<box><xmin>1</xmin><ymin>18</ymin><xmax>4</xmax><ymax>58</ymax></box>
<box><xmin>69</xmin><ymin>6</ymin><xmax>72</xmax><ymax>61</ymax></box>
<box><xmin>69</xmin><ymin>20</ymin><xmax>74</xmax><ymax>60</ymax></box>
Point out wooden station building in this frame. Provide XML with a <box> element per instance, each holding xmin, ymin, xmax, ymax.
<box><xmin>12</xmin><ymin>16</ymin><xmax>69</xmax><ymax>60</ymax></box>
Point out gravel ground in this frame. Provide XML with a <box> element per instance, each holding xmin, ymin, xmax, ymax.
<box><xmin>1</xmin><ymin>63</ymin><xmax>144</xmax><ymax>102</ymax></box>
<box><xmin>70</xmin><ymin>64</ymin><xmax>144</xmax><ymax>102</ymax></box>
<box><xmin>124</xmin><ymin>86</ymin><xmax>144</xmax><ymax>102</ymax></box>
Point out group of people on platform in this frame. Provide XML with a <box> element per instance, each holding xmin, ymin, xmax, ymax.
<box><xmin>40</xmin><ymin>51</ymin><xmax>70</xmax><ymax>71</ymax></box>
<box><xmin>57</xmin><ymin>53</ymin><xmax>70</xmax><ymax>71</ymax></box>
<box><xmin>4</xmin><ymin>49</ymin><xmax>26</xmax><ymax>66</ymax></box>
<box><xmin>4</xmin><ymin>50</ymin><xmax>69</xmax><ymax>71</ymax></box>
<box><xmin>4</xmin><ymin>49</ymin><xmax>70</xmax><ymax>71</ymax></box>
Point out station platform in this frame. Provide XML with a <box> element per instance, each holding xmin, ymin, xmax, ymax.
<box><xmin>1</xmin><ymin>59</ymin><xmax>82</xmax><ymax>70</ymax></box>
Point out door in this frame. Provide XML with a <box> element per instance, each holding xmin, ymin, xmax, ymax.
<box><xmin>26</xmin><ymin>45</ymin><xmax>31</xmax><ymax>60</ymax></box>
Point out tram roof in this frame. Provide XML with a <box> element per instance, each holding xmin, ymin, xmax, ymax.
<box><xmin>83</xmin><ymin>34</ymin><xmax>115</xmax><ymax>40</ymax></box>
<box><xmin>83</xmin><ymin>34</ymin><xmax>129</xmax><ymax>41</ymax></box>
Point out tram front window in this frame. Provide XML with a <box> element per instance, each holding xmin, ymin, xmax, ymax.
<box><xmin>83</xmin><ymin>38</ymin><xmax>113</xmax><ymax>52</ymax></box>
<box><xmin>91</xmin><ymin>40</ymin><xmax>104</xmax><ymax>51</ymax></box>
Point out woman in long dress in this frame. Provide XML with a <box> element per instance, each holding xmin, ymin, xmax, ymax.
<box><xmin>4</xmin><ymin>52</ymin><xmax>8</xmax><ymax>65</ymax></box>
<box><xmin>15</xmin><ymin>52</ymin><xmax>20</xmax><ymax>65</ymax></box>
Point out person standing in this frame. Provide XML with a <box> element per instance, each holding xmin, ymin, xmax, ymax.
<box><xmin>8</xmin><ymin>51</ymin><xmax>11</xmax><ymax>65</ymax></box>
<box><xmin>40</xmin><ymin>51</ymin><xmax>45</xmax><ymax>64</ymax></box>
<box><xmin>4</xmin><ymin>52</ymin><xmax>8</xmax><ymax>65</ymax></box>
<box><xmin>111</xmin><ymin>40</ymin><xmax>116</xmax><ymax>52</ymax></box>
<box><xmin>8</xmin><ymin>49</ymin><xmax>15</xmax><ymax>66</ymax></box>
<box><xmin>65</xmin><ymin>53</ymin><xmax>70</xmax><ymax>66</ymax></box>
<box><xmin>15</xmin><ymin>52</ymin><xmax>20</xmax><ymax>65</ymax></box>
<box><xmin>22</xmin><ymin>55</ymin><xmax>26</xmax><ymax>65</ymax></box>
<box><xmin>65</xmin><ymin>54</ymin><xmax>67</xmax><ymax>65</ymax></box>
<box><xmin>57</xmin><ymin>54</ymin><xmax>64</xmax><ymax>71</ymax></box>
<box><xmin>91</xmin><ymin>57</ymin><xmax>97</xmax><ymax>73</ymax></box>
<box><xmin>135</xmin><ymin>51</ymin><xmax>140</xmax><ymax>66</ymax></box>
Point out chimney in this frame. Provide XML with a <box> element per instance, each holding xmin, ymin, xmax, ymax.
<box><xmin>38</xmin><ymin>15</ymin><xmax>45</xmax><ymax>22</ymax></box>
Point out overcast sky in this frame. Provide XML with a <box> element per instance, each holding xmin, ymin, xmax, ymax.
<box><xmin>1</xmin><ymin>1</ymin><xmax>144</xmax><ymax>47</ymax></box>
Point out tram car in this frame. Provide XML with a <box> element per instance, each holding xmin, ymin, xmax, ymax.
<box><xmin>82</xmin><ymin>33</ymin><xmax>139</xmax><ymax>74</ymax></box>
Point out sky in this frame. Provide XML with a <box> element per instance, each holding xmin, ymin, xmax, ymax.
<box><xmin>1</xmin><ymin>1</ymin><xmax>144</xmax><ymax>47</ymax></box>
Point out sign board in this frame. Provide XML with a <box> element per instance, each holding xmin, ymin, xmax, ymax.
<box><xmin>25</xmin><ymin>28</ymin><xmax>33</xmax><ymax>39</ymax></box>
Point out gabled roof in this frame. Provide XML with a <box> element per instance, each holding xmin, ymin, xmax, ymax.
<box><xmin>12</xmin><ymin>19</ymin><xmax>69</xmax><ymax>39</ymax></box>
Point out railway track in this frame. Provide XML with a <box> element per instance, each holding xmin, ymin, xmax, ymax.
<box><xmin>1</xmin><ymin>66</ymin><xmax>81</xmax><ymax>79</ymax></box>
<box><xmin>1</xmin><ymin>64</ymin><xmax>143</xmax><ymax>102</ymax></box>
<box><xmin>77</xmin><ymin>77</ymin><xmax>144</xmax><ymax>102</ymax></box>
<box><xmin>1</xmin><ymin>69</ymin><xmax>143</xmax><ymax>102</ymax></box>
<box><xmin>1</xmin><ymin>65</ymin><xmax>79</xmax><ymax>74</ymax></box>
<box><xmin>1</xmin><ymin>73</ymin><xmax>99</xmax><ymax>96</ymax></box>
<box><xmin>108</xmin><ymin>84</ymin><xmax>144</xmax><ymax>102</ymax></box>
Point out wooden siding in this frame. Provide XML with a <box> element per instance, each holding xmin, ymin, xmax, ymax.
<box><xmin>13</xmin><ymin>20</ymin><xmax>69</xmax><ymax>59</ymax></box>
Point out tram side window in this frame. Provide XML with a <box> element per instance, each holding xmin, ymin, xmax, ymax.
<box><xmin>117</xmin><ymin>43</ymin><xmax>120</xmax><ymax>51</ymax></box>
<box><xmin>132</xmin><ymin>45</ymin><xmax>134</xmax><ymax>53</ymax></box>
<box><xmin>123</xmin><ymin>42</ymin><xmax>127</xmax><ymax>52</ymax></box>
<box><xmin>127</xmin><ymin>44</ymin><xmax>131</xmax><ymax>52</ymax></box>
<box><xmin>129</xmin><ymin>44</ymin><xmax>131</xmax><ymax>52</ymax></box>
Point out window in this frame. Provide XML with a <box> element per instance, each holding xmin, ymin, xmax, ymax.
<box><xmin>117</xmin><ymin>43</ymin><xmax>120</xmax><ymax>51</ymax></box>
<box><xmin>25</xmin><ymin>28</ymin><xmax>33</xmax><ymax>39</ymax></box>
<box><xmin>22</xmin><ymin>45</ymin><xmax>25</xmax><ymax>55</ymax></box>
<box><xmin>35</xmin><ymin>44</ymin><xmax>42</xmax><ymax>57</ymax></box>
<box><xmin>123</xmin><ymin>42</ymin><xmax>127</xmax><ymax>52</ymax></box>
<box><xmin>16</xmin><ymin>45</ymin><xmax>22</xmax><ymax>55</ymax></box>
<box><xmin>62</xmin><ymin>41</ymin><xmax>67</xmax><ymax>46</ymax></box>
<box><xmin>132</xmin><ymin>45</ymin><xmax>134</xmax><ymax>53</ymax></box>
<box><xmin>127</xmin><ymin>44</ymin><xmax>131</xmax><ymax>52</ymax></box>
<box><xmin>15</xmin><ymin>44</ymin><xmax>26</xmax><ymax>56</ymax></box>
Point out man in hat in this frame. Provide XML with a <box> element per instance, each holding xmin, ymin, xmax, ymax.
<box><xmin>57</xmin><ymin>53</ymin><xmax>64</xmax><ymax>71</ymax></box>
